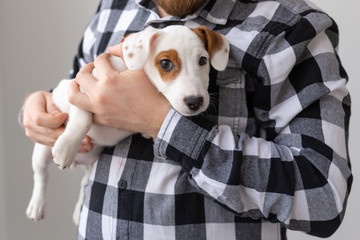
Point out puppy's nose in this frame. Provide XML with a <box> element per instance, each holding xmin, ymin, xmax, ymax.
<box><xmin>184</xmin><ymin>96</ymin><xmax>204</xmax><ymax>111</ymax></box>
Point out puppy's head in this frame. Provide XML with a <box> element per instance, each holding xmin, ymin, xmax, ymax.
<box><xmin>122</xmin><ymin>25</ymin><xmax>230</xmax><ymax>116</ymax></box>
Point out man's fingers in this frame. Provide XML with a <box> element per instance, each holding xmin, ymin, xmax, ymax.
<box><xmin>108</xmin><ymin>43</ymin><xmax>124</xmax><ymax>59</ymax></box>
<box><xmin>25</xmin><ymin>123</ymin><xmax>65</xmax><ymax>146</ymax></box>
<box><xmin>68</xmin><ymin>80</ymin><xmax>94</xmax><ymax>112</ymax></box>
<box><xmin>75</xmin><ymin>62</ymin><xmax>96</xmax><ymax>89</ymax></box>
<box><xmin>24</xmin><ymin>92</ymin><xmax>68</xmax><ymax>129</ymax></box>
<box><xmin>79</xmin><ymin>136</ymin><xmax>93</xmax><ymax>153</ymax></box>
<box><xmin>40</xmin><ymin>126</ymin><xmax>66</xmax><ymax>146</ymax></box>
<box><xmin>38</xmin><ymin>112</ymin><xmax>68</xmax><ymax>129</ymax></box>
<box><xmin>43</xmin><ymin>92</ymin><xmax>68</xmax><ymax>127</ymax></box>
<box><xmin>70</xmin><ymin>64</ymin><xmax>97</xmax><ymax>112</ymax></box>
<box><xmin>94</xmin><ymin>53</ymin><xmax>120</xmax><ymax>85</ymax></box>
<box><xmin>45</xmin><ymin>92</ymin><xmax>61</xmax><ymax>115</ymax></box>
<box><xmin>79</xmin><ymin>62</ymin><xmax>95</xmax><ymax>77</ymax></box>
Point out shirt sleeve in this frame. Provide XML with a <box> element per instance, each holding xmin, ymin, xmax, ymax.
<box><xmin>68</xmin><ymin>2</ymin><xmax>102</xmax><ymax>79</ymax></box>
<box><xmin>154</xmin><ymin>11</ymin><xmax>352</xmax><ymax>238</ymax></box>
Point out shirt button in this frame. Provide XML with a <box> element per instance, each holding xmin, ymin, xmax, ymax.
<box><xmin>118</xmin><ymin>179</ymin><xmax>127</xmax><ymax>190</ymax></box>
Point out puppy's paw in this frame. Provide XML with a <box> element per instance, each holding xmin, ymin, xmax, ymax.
<box><xmin>26</xmin><ymin>197</ymin><xmax>46</xmax><ymax>221</ymax></box>
<box><xmin>52</xmin><ymin>135</ymin><xmax>78</xmax><ymax>170</ymax></box>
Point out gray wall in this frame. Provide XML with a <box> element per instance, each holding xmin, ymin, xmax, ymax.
<box><xmin>0</xmin><ymin>1</ymin><xmax>99</xmax><ymax>239</ymax></box>
<box><xmin>0</xmin><ymin>1</ymin><xmax>359</xmax><ymax>239</ymax></box>
<box><xmin>0</xmin><ymin>39</ymin><xmax>5</xmax><ymax>240</ymax></box>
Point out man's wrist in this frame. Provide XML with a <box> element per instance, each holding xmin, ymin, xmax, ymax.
<box><xmin>149</xmin><ymin>103</ymin><xmax>171</xmax><ymax>140</ymax></box>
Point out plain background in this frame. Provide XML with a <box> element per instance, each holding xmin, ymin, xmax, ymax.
<box><xmin>0</xmin><ymin>1</ymin><xmax>358</xmax><ymax>239</ymax></box>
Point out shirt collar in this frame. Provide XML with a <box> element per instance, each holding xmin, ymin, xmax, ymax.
<box><xmin>135</xmin><ymin>0</ymin><xmax>236</xmax><ymax>25</ymax></box>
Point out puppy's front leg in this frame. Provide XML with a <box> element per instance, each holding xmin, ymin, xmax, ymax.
<box><xmin>52</xmin><ymin>104</ymin><xmax>92</xmax><ymax>170</ymax></box>
<box><xmin>26</xmin><ymin>143</ymin><xmax>52</xmax><ymax>221</ymax></box>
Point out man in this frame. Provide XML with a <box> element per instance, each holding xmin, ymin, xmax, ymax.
<box><xmin>22</xmin><ymin>0</ymin><xmax>352</xmax><ymax>239</ymax></box>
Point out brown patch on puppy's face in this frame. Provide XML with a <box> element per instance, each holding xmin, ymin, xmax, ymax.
<box><xmin>154</xmin><ymin>49</ymin><xmax>182</xmax><ymax>82</ymax></box>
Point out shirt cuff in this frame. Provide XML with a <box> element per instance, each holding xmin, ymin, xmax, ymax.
<box><xmin>154</xmin><ymin>108</ymin><xmax>215</xmax><ymax>165</ymax></box>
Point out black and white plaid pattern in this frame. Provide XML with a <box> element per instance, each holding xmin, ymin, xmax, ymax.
<box><xmin>74</xmin><ymin>0</ymin><xmax>352</xmax><ymax>239</ymax></box>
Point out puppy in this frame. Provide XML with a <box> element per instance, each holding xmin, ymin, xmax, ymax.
<box><xmin>26</xmin><ymin>25</ymin><xmax>230</xmax><ymax>224</ymax></box>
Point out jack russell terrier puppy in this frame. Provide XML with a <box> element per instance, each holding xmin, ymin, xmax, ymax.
<box><xmin>26</xmin><ymin>25</ymin><xmax>230</xmax><ymax>224</ymax></box>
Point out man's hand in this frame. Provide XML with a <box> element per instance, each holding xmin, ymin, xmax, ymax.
<box><xmin>23</xmin><ymin>91</ymin><xmax>93</xmax><ymax>152</ymax></box>
<box><xmin>68</xmin><ymin>46</ymin><xmax>171</xmax><ymax>140</ymax></box>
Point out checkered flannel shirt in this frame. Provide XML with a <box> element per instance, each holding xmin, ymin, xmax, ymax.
<box><xmin>72</xmin><ymin>0</ymin><xmax>352</xmax><ymax>239</ymax></box>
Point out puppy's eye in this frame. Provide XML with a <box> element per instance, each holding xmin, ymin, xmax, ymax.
<box><xmin>160</xmin><ymin>59</ymin><xmax>174</xmax><ymax>71</ymax></box>
<box><xmin>199</xmin><ymin>56</ymin><xmax>208</xmax><ymax>66</ymax></box>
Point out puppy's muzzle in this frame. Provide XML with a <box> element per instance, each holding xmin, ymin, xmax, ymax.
<box><xmin>184</xmin><ymin>96</ymin><xmax>204</xmax><ymax>111</ymax></box>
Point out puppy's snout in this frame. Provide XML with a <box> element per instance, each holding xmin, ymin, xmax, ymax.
<box><xmin>184</xmin><ymin>96</ymin><xmax>204</xmax><ymax>111</ymax></box>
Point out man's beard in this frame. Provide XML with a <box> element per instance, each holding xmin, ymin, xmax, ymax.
<box><xmin>154</xmin><ymin>0</ymin><xmax>207</xmax><ymax>17</ymax></box>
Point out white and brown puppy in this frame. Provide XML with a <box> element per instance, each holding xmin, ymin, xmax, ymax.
<box><xmin>26</xmin><ymin>25</ymin><xmax>230</xmax><ymax>224</ymax></box>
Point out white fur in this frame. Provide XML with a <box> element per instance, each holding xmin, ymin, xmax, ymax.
<box><xmin>26</xmin><ymin>25</ymin><xmax>230</xmax><ymax>224</ymax></box>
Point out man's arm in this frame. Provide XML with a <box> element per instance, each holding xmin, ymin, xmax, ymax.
<box><xmin>153</xmin><ymin>12</ymin><xmax>352</xmax><ymax>238</ymax></box>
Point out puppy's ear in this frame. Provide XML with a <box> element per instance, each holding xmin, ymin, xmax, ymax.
<box><xmin>192</xmin><ymin>26</ymin><xmax>230</xmax><ymax>71</ymax></box>
<box><xmin>122</xmin><ymin>26</ymin><xmax>159</xmax><ymax>70</ymax></box>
